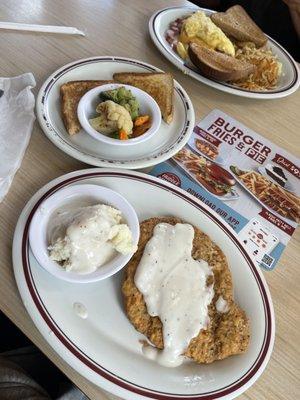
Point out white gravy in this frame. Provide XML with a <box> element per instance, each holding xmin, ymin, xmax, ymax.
<box><xmin>135</xmin><ymin>223</ymin><xmax>214</xmax><ymax>367</ymax></box>
<box><xmin>48</xmin><ymin>203</ymin><xmax>135</xmax><ymax>274</ymax></box>
<box><xmin>73</xmin><ymin>302</ymin><xmax>88</xmax><ymax>319</ymax></box>
<box><xmin>215</xmin><ymin>296</ymin><xmax>229</xmax><ymax>313</ymax></box>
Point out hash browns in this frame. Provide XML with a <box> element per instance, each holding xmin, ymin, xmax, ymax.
<box><xmin>231</xmin><ymin>43</ymin><xmax>282</xmax><ymax>90</ymax></box>
<box><xmin>122</xmin><ymin>217</ymin><xmax>250</xmax><ymax>364</ymax></box>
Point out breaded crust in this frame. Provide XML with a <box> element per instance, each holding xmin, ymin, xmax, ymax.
<box><xmin>122</xmin><ymin>217</ymin><xmax>250</xmax><ymax>364</ymax></box>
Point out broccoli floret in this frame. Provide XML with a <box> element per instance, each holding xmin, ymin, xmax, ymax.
<box><xmin>99</xmin><ymin>87</ymin><xmax>140</xmax><ymax>120</ymax></box>
<box><xmin>100</xmin><ymin>89</ymin><xmax>119</xmax><ymax>103</ymax></box>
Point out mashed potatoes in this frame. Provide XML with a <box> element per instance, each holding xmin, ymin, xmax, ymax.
<box><xmin>49</xmin><ymin>204</ymin><xmax>137</xmax><ymax>274</ymax></box>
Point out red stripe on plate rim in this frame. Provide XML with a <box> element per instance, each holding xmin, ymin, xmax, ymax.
<box><xmin>21</xmin><ymin>171</ymin><xmax>273</xmax><ymax>399</ymax></box>
<box><xmin>39</xmin><ymin>57</ymin><xmax>191</xmax><ymax>165</ymax></box>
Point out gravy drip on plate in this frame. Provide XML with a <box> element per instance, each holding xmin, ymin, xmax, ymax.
<box><xmin>73</xmin><ymin>302</ymin><xmax>88</xmax><ymax>319</ymax></box>
<box><xmin>135</xmin><ymin>223</ymin><xmax>214</xmax><ymax>367</ymax></box>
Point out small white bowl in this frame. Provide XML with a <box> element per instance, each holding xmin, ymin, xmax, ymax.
<box><xmin>29</xmin><ymin>184</ymin><xmax>140</xmax><ymax>283</ymax></box>
<box><xmin>77</xmin><ymin>83</ymin><xmax>161</xmax><ymax>146</ymax></box>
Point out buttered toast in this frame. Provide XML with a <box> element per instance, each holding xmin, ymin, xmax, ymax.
<box><xmin>188</xmin><ymin>42</ymin><xmax>255</xmax><ymax>82</ymax></box>
<box><xmin>211</xmin><ymin>5</ymin><xmax>267</xmax><ymax>48</ymax></box>
<box><xmin>60</xmin><ymin>80</ymin><xmax>112</xmax><ymax>135</ymax></box>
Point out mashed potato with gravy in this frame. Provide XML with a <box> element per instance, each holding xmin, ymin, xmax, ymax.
<box><xmin>49</xmin><ymin>204</ymin><xmax>137</xmax><ymax>274</ymax></box>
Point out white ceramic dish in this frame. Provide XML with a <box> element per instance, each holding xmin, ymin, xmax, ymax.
<box><xmin>13</xmin><ymin>168</ymin><xmax>274</xmax><ymax>400</ymax></box>
<box><xmin>149</xmin><ymin>6</ymin><xmax>300</xmax><ymax>99</ymax></box>
<box><xmin>77</xmin><ymin>83</ymin><xmax>161</xmax><ymax>146</ymax></box>
<box><xmin>28</xmin><ymin>184</ymin><xmax>139</xmax><ymax>283</ymax></box>
<box><xmin>36</xmin><ymin>56</ymin><xmax>195</xmax><ymax>169</ymax></box>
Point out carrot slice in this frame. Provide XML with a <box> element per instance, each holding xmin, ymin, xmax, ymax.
<box><xmin>134</xmin><ymin>115</ymin><xmax>150</xmax><ymax>127</ymax></box>
<box><xmin>119</xmin><ymin>129</ymin><xmax>128</xmax><ymax>140</ymax></box>
<box><xmin>132</xmin><ymin>120</ymin><xmax>152</xmax><ymax>137</ymax></box>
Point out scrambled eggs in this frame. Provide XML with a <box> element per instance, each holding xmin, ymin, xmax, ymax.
<box><xmin>178</xmin><ymin>11</ymin><xmax>235</xmax><ymax>59</ymax></box>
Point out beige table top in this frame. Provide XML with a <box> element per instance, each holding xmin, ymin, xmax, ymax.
<box><xmin>0</xmin><ymin>0</ymin><xmax>299</xmax><ymax>399</ymax></box>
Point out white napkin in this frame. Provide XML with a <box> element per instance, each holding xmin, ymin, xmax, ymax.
<box><xmin>0</xmin><ymin>73</ymin><xmax>36</xmax><ymax>201</ymax></box>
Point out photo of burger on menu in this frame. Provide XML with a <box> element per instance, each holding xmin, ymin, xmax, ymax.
<box><xmin>173</xmin><ymin>147</ymin><xmax>237</xmax><ymax>199</ymax></box>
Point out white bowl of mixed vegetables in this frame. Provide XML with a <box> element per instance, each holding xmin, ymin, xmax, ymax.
<box><xmin>77</xmin><ymin>83</ymin><xmax>161</xmax><ymax>146</ymax></box>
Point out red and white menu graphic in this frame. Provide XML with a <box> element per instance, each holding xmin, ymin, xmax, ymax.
<box><xmin>191</xmin><ymin>109</ymin><xmax>300</xmax><ymax>234</ymax></box>
<box><xmin>151</xmin><ymin>110</ymin><xmax>299</xmax><ymax>270</ymax></box>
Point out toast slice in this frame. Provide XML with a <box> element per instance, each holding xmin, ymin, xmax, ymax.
<box><xmin>211</xmin><ymin>5</ymin><xmax>267</xmax><ymax>48</ymax></box>
<box><xmin>113</xmin><ymin>72</ymin><xmax>174</xmax><ymax>124</ymax></box>
<box><xmin>60</xmin><ymin>80</ymin><xmax>113</xmax><ymax>135</ymax></box>
<box><xmin>188</xmin><ymin>42</ymin><xmax>255</xmax><ymax>82</ymax></box>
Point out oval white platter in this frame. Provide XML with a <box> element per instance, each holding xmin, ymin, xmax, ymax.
<box><xmin>36</xmin><ymin>56</ymin><xmax>195</xmax><ymax>169</ymax></box>
<box><xmin>149</xmin><ymin>6</ymin><xmax>300</xmax><ymax>99</ymax></box>
<box><xmin>13</xmin><ymin>168</ymin><xmax>274</xmax><ymax>400</ymax></box>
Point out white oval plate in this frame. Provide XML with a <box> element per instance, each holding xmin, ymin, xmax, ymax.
<box><xmin>149</xmin><ymin>6</ymin><xmax>300</xmax><ymax>99</ymax></box>
<box><xmin>36</xmin><ymin>56</ymin><xmax>195</xmax><ymax>169</ymax></box>
<box><xmin>13</xmin><ymin>168</ymin><xmax>274</xmax><ymax>400</ymax></box>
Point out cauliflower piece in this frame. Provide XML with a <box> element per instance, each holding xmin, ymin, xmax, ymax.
<box><xmin>89</xmin><ymin>114</ymin><xmax>116</xmax><ymax>134</ymax></box>
<box><xmin>109</xmin><ymin>224</ymin><xmax>138</xmax><ymax>254</ymax></box>
<box><xmin>89</xmin><ymin>100</ymin><xmax>133</xmax><ymax>135</ymax></box>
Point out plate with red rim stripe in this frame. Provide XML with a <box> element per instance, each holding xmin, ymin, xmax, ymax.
<box><xmin>13</xmin><ymin>168</ymin><xmax>274</xmax><ymax>400</ymax></box>
<box><xmin>36</xmin><ymin>56</ymin><xmax>194</xmax><ymax>169</ymax></box>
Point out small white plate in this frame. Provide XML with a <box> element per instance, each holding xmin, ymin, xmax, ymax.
<box><xmin>77</xmin><ymin>83</ymin><xmax>161</xmax><ymax>146</ymax></box>
<box><xmin>13</xmin><ymin>168</ymin><xmax>274</xmax><ymax>400</ymax></box>
<box><xmin>149</xmin><ymin>6</ymin><xmax>300</xmax><ymax>99</ymax></box>
<box><xmin>28</xmin><ymin>184</ymin><xmax>140</xmax><ymax>283</ymax></box>
<box><xmin>36</xmin><ymin>56</ymin><xmax>195</xmax><ymax>169</ymax></box>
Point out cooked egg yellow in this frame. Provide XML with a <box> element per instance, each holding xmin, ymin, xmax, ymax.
<box><xmin>176</xmin><ymin>41</ymin><xmax>188</xmax><ymax>59</ymax></box>
<box><xmin>181</xmin><ymin>11</ymin><xmax>235</xmax><ymax>57</ymax></box>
